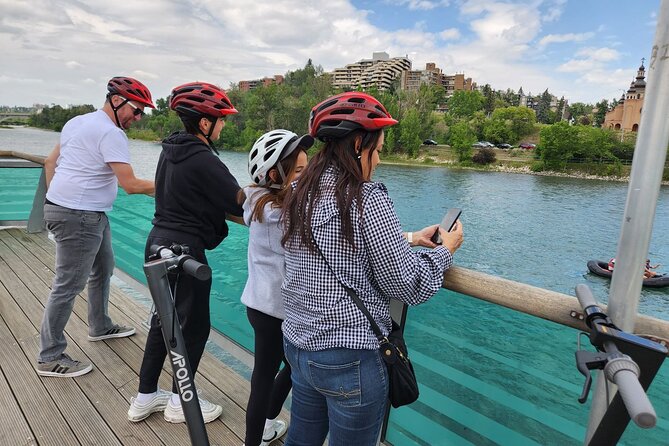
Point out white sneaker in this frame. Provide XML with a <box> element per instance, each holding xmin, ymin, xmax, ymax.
<box><xmin>262</xmin><ymin>419</ymin><xmax>287</xmax><ymax>445</ymax></box>
<box><xmin>163</xmin><ymin>395</ymin><xmax>222</xmax><ymax>423</ymax></box>
<box><xmin>127</xmin><ymin>389</ymin><xmax>171</xmax><ymax>422</ymax></box>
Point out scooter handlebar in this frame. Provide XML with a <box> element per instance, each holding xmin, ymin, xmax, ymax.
<box><xmin>605</xmin><ymin>356</ymin><xmax>657</xmax><ymax>428</ymax></box>
<box><xmin>148</xmin><ymin>245</ymin><xmax>211</xmax><ymax>281</ymax></box>
<box><xmin>180</xmin><ymin>257</ymin><xmax>212</xmax><ymax>281</ymax></box>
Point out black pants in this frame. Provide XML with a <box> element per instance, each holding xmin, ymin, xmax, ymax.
<box><xmin>245</xmin><ymin>307</ymin><xmax>292</xmax><ymax>446</ymax></box>
<box><xmin>138</xmin><ymin>234</ymin><xmax>211</xmax><ymax>394</ymax></box>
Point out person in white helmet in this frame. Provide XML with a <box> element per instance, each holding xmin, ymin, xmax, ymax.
<box><xmin>242</xmin><ymin>129</ymin><xmax>313</xmax><ymax>446</ymax></box>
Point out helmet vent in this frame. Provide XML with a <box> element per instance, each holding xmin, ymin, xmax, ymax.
<box><xmin>348</xmin><ymin>97</ymin><xmax>365</xmax><ymax>103</ymax></box>
<box><xmin>316</xmin><ymin>99</ymin><xmax>338</xmax><ymax>113</ymax></box>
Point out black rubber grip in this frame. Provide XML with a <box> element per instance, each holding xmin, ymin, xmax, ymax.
<box><xmin>181</xmin><ymin>257</ymin><xmax>212</xmax><ymax>281</ymax></box>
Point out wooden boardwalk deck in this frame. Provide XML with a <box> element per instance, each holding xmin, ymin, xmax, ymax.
<box><xmin>0</xmin><ymin>227</ymin><xmax>281</xmax><ymax>446</ymax></box>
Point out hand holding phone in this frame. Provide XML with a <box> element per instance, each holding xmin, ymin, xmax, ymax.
<box><xmin>430</xmin><ymin>208</ymin><xmax>462</xmax><ymax>244</ymax></box>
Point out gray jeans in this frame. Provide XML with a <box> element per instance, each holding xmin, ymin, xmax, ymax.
<box><xmin>39</xmin><ymin>204</ymin><xmax>115</xmax><ymax>362</ymax></box>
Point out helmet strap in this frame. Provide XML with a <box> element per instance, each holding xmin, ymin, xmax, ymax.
<box><xmin>107</xmin><ymin>93</ymin><xmax>125</xmax><ymax>128</ymax></box>
<box><xmin>199</xmin><ymin>116</ymin><xmax>219</xmax><ymax>154</ymax></box>
<box><xmin>268</xmin><ymin>163</ymin><xmax>287</xmax><ymax>189</ymax></box>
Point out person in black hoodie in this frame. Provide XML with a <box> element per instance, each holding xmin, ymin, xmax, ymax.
<box><xmin>128</xmin><ymin>82</ymin><xmax>243</xmax><ymax>424</ymax></box>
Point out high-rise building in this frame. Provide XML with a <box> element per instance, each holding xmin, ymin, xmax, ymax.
<box><xmin>331</xmin><ymin>52</ymin><xmax>411</xmax><ymax>90</ymax></box>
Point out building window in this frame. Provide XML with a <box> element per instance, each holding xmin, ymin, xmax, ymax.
<box><xmin>632</xmin><ymin>124</ymin><xmax>639</xmax><ymax>132</ymax></box>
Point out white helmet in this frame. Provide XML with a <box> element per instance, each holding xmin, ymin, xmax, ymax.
<box><xmin>248</xmin><ymin>130</ymin><xmax>314</xmax><ymax>187</ymax></box>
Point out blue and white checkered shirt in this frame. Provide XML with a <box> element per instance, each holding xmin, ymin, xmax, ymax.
<box><xmin>282</xmin><ymin>166</ymin><xmax>453</xmax><ymax>351</ymax></box>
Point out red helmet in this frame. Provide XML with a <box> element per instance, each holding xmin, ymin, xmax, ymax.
<box><xmin>169</xmin><ymin>82</ymin><xmax>238</xmax><ymax>118</ymax></box>
<box><xmin>309</xmin><ymin>92</ymin><xmax>397</xmax><ymax>140</ymax></box>
<box><xmin>107</xmin><ymin>76</ymin><xmax>155</xmax><ymax>108</ymax></box>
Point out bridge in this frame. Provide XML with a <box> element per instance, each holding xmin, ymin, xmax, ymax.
<box><xmin>0</xmin><ymin>112</ymin><xmax>32</xmax><ymax>123</ymax></box>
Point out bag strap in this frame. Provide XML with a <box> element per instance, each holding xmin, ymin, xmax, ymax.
<box><xmin>311</xmin><ymin>236</ymin><xmax>387</xmax><ymax>344</ymax></box>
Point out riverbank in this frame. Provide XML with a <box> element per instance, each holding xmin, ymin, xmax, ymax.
<box><xmin>381</xmin><ymin>146</ymin><xmax>669</xmax><ymax>185</ymax></box>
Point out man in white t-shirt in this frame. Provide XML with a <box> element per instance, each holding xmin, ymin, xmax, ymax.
<box><xmin>36</xmin><ymin>77</ymin><xmax>156</xmax><ymax>378</ymax></box>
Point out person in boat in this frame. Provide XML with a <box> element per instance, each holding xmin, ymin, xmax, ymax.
<box><xmin>608</xmin><ymin>258</ymin><xmax>616</xmax><ymax>271</ymax></box>
<box><xmin>644</xmin><ymin>259</ymin><xmax>661</xmax><ymax>278</ymax></box>
<box><xmin>279</xmin><ymin>91</ymin><xmax>464</xmax><ymax>445</ymax></box>
<box><xmin>36</xmin><ymin>76</ymin><xmax>155</xmax><ymax>378</ymax></box>
<box><xmin>241</xmin><ymin>129</ymin><xmax>312</xmax><ymax>446</ymax></box>
<box><xmin>127</xmin><ymin>82</ymin><xmax>243</xmax><ymax>424</ymax></box>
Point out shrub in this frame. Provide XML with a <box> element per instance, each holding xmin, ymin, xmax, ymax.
<box><xmin>472</xmin><ymin>148</ymin><xmax>496</xmax><ymax>165</ymax></box>
<box><xmin>530</xmin><ymin>161</ymin><xmax>545</xmax><ymax>172</ymax></box>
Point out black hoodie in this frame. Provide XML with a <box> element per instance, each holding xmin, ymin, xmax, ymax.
<box><xmin>151</xmin><ymin>132</ymin><xmax>243</xmax><ymax>250</ymax></box>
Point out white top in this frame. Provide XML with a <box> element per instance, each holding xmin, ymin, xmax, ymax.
<box><xmin>240</xmin><ymin>186</ymin><xmax>286</xmax><ymax>320</ymax></box>
<box><xmin>47</xmin><ymin>110</ymin><xmax>130</xmax><ymax>212</ymax></box>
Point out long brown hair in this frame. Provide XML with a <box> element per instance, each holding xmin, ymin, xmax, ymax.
<box><xmin>281</xmin><ymin>129</ymin><xmax>382</xmax><ymax>252</ymax></box>
<box><xmin>249</xmin><ymin>148</ymin><xmax>306</xmax><ymax>223</ymax></box>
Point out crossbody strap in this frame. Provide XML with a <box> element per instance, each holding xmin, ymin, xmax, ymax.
<box><xmin>311</xmin><ymin>236</ymin><xmax>387</xmax><ymax>344</ymax></box>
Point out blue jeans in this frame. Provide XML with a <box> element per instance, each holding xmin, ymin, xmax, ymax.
<box><xmin>39</xmin><ymin>204</ymin><xmax>115</xmax><ymax>362</ymax></box>
<box><xmin>283</xmin><ymin>339</ymin><xmax>388</xmax><ymax>446</ymax></box>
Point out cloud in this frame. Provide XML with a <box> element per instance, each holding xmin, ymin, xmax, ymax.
<box><xmin>538</xmin><ymin>32</ymin><xmax>594</xmax><ymax>46</ymax></box>
<box><xmin>0</xmin><ymin>0</ymin><xmax>653</xmax><ymax>107</ymax></box>
<box><xmin>386</xmin><ymin>0</ymin><xmax>450</xmax><ymax>11</ymax></box>
<box><xmin>439</xmin><ymin>28</ymin><xmax>461</xmax><ymax>40</ymax></box>
<box><xmin>543</xmin><ymin>0</ymin><xmax>567</xmax><ymax>22</ymax></box>
<box><xmin>558</xmin><ymin>47</ymin><xmax>620</xmax><ymax>72</ymax></box>
<box><xmin>575</xmin><ymin>47</ymin><xmax>620</xmax><ymax>62</ymax></box>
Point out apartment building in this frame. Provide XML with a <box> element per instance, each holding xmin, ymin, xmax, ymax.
<box><xmin>331</xmin><ymin>52</ymin><xmax>411</xmax><ymax>90</ymax></box>
<box><xmin>238</xmin><ymin>75</ymin><xmax>285</xmax><ymax>92</ymax></box>
<box><xmin>401</xmin><ymin>62</ymin><xmax>475</xmax><ymax>96</ymax></box>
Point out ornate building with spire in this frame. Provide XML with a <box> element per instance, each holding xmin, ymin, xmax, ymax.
<box><xmin>603</xmin><ymin>61</ymin><xmax>646</xmax><ymax>132</ymax></box>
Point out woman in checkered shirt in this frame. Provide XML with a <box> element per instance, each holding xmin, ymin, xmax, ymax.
<box><xmin>280</xmin><ymin>92</ymin><xmax>464</xmax><ymax>445</ymax></box>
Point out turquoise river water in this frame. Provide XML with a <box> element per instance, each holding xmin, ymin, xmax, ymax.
<box><xmin>2</xmin><ymin>126</ymin><xmax>668</xmax><ymax>445</ymax></box>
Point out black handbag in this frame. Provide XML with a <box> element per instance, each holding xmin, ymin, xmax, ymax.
<box><xmin>312</xmin><ymin>241</ymin><xmax>420</xmax><ymax>408</ymax></box>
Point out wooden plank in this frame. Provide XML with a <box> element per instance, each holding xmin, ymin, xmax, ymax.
<box><xmin>0</xmin><ymin>314</ymin><xmax>79</xmax><ymax>445</ymax></box>
<box><xmin>0</xmin><ymin>309</ymin><xmax>37</xmax><ymax>445</ymax></box>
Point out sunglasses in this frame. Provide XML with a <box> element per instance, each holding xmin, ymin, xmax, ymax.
<box><xmin>125</xmin><ymin>101</ymin><xmax>146</xmax><ymax>117</ymax></box>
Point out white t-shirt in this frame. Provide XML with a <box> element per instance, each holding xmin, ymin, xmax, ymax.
<box><xmin>47</xmin><ymin>110</ymin><xmax>130</xmax><ymax>211</ymax></box>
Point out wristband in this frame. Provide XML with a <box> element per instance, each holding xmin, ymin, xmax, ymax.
<box><xmin>407</xmin><ymin>232</ymin><xmax>413</xmax><ymax>244</ymax></box>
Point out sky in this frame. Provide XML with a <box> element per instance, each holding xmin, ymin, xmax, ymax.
<box><xmin>0</xmin><ymin>0</ymin><xmax>661</xmax><ymax>108</ymax></box>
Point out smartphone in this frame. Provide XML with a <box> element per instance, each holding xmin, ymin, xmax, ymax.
<box><xmin>430</xmin><ymin>208</ymin><xmax>462</xmax><ymax>244</ymax></box>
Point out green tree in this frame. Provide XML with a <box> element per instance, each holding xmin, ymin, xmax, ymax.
<box><xmin>539</xmin><ymin>121</ymin><xmax>578</xmax><ymax>169</ymax></box>
<box><xmin>481</xmin><ymin>84</ymin><xmax>496</xmax><ymax>116</ymax></box>
<box><xmin>575</xmin><ymin>125</ymin><xmax>615</xmax><ymax>161</ymax></box>
<box><xmin>490</xmin><ymin>106</ymin><xmax>536</xmax><ymax>141</ymax></box>
<box><xmin>448</xmin><ymin>121</ymin><xmax>475</xmax><ymax>162</ymax></box>
<box><xmin>568</xmin><ymin>102</ymin><xmax>593</xmax><ymax>124</ymax></box>
<box><xmin>483</xmin><ymin>118</ymin><xmax>513</xmax><ymax>144</ymax></box>
<box><xmin>447</xmin><ymin>90</ymin><xmax>484</xmax><ymax>118</ymax></box>
<box><xmin>399</xmin><ymin>109</ymin><xmax>422</xmax><ymax>158</ymax></box>
<box><xmin>536</xmin><ymin>89</ymin><xmax>553</xmax><ymax>124</ymax></box>
<box><xmin>593</xmin><ymin>100</ymin><xmax>609</xmax><ymax>127</ymax></box>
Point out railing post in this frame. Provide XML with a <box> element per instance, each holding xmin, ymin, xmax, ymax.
<box><xmin>27</xmin><ymin>167</ymin><xmax>46</xmax><ymax>233</ymax></box>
